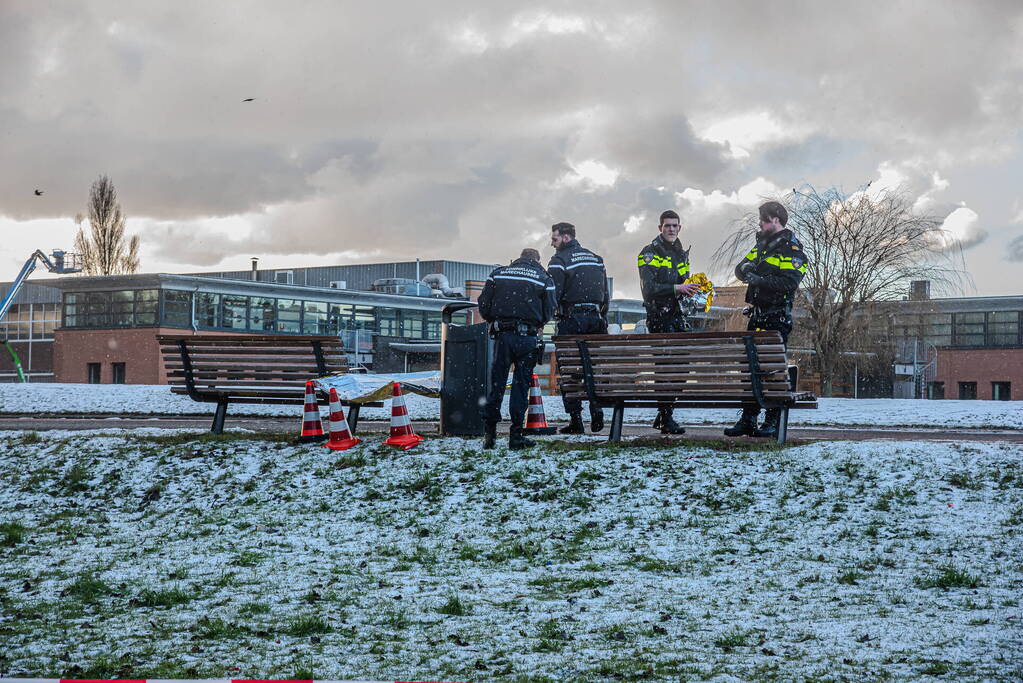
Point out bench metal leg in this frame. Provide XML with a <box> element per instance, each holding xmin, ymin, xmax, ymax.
<box><xmin>608</xmin><ymin>404</ymin><xmax>625</xmax><ymax>443</ymax></box>
<box><xmin>776</xmin><ymin>407</ymin><xmax>789</xmax><ymax>445</ymax></box>
<box><xmin>211</xmin><ymin>399</ymin><xmax>228</xmax><ymax>434</ymax></box>
<box><xmin>347</xmin><ymin>404</ymin><xmax>360</xmax><ymax>434</ymax></box>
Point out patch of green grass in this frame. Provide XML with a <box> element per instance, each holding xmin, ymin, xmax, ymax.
<box><xmin>872</xmin><ymin>486</ymin><xmax>916</xmax><ymax>511</ymax></box>
<box><xmin>946</xmin><ymin>471</ymin><xmax>984</xmax><ymax>490</ymax></box>
<box><xmin>60</xmin><ymin>462</ymin><xmax>92</xmax><ymax>495</ymax></box>
<box><xmin>713</xmin><ymin>627</ymin><xmax>750</xmax><ymax>651</ymax></box>
<box><xmin>487</xmin><ymin>539</ymin><xmax>543</xmax><ymax>563</ymax></box>
<box><xmin>380</xmin><ymin>608</ymin><xmax>410</xmax><ymax>631</ymax></box>
<box><xmin>603</xmin><ymin>623</ymin><xmax>632</xmax><ymax>643</ymax></box>
<box><xmin>837</xmin><ymin>570</ymin><xmax>865</xmax><ymax>585</ymax></box>
<box><xmin>335</xmin><ymin>454</ymin><xmax>366</xmax><ymax>469</ymax></box>
<box><xmin>455</xmin><ymin>542</ymin><xmax>481</xmax><ymax>561</ymax></box>
<box><xmin>437</xmin><ymin>594</ymin><xmax>470</xmax><ymax>616</ymax></box>
<box><xmin>285</xmin><ymin>614</ymin><xmax>332</xmax><ymax>637</ymax></box>
<box><xmin>533</xmin><ymin>618</ymin><xmax>571</xmax><ymax>652</ymax></box>
<box><xmin>194</xmin><ymin>615</ymin><xmax>249</xmax><ymax>639</ymax></box>
<box><xmin>233</xmin><ymin>550</ymin><xmax>264</xmax><ymax>567</ymax></box>
<box><xmin>0</xmin><ymin>520</ymin><xmax>28</xmax><ymax>547</ymax></box>
<box><xmin>918</xmin><ymin>660</ymin><xmax>952</xmax><ymax>675</ymax></box>
<box><xmin>141</xmin><ymin>431</ymin><xmax>294</xmax><ymax>445</ymax></box>
<box><xmin>627</xmin><ymin>553</ymin><xmax>680</xmax><ymax>573</ymax></box>
<box><xmin>66</xmin><ymin>574</ymin><xmax>114</xmax><ymax>604</ymax></box>
<box><xmin>238</xmin><ymin>601</ymin><xmax>271</xmax><ymax>617</ymax></box>
<box><xmin>17</xmin><ymin>431</ymin><xmax>42</xmax><ymax>445</ymax></box>
<box><xmin>529</xmin><ymin>575</ymin><xmax>613</xmax><ymax>593</ymax></box>
<box><xmin>914</xmin><ymin>563</ymin><xmax>983</xmax><ymax>589</ymax></box>
<box><xmin>134</xmin><ymin>585</ymin><xmax>197</xmax><ymax>608</ymax></box>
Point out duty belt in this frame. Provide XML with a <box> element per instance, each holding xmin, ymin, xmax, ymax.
<box><xmin>744</xmin><ymin>305</ymin><xmax>789</xmax><ymax>317</ymax></box>
<box><xmin>568</xmin><ymin>303</ymin><xmax>601</xmax><ymax>312</ymax></box>
<box><xmin>496</xmin><ymin>320</ymin><xmax>539</xmax><ymax>335</ymax></box>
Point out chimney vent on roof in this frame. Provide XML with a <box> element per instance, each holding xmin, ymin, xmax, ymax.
<box><xmin>909</xmin><ymin>280</ymin><xmax>930</xmax><ymax>301</ymax></box>
<box><xmin>251</xmin><ymin>257</ymin><xmax>259</xmax><ymax>282</ymax></box>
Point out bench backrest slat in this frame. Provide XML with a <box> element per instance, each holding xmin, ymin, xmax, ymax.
<box><xmin>158</xmin><ymin>335</ymin><xmax>348</xmax><ymax>395</ymax></box>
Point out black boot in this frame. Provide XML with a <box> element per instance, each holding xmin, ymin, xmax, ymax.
<box><xmin>723</xmin><ymin>408</ymin><xmax>760</xmax><ymax>437</ymax></box>
<box><xmin>590</xmin><ymin>409</ymin><xmax>605</xmax><ymax>433</ymax></box>
<box><xmin>509</xmin><ymin>425</ymin><xmax>536</xmax><ymax>450</ymax></box>
<box><xmin>483</xmin><ymin>421</ymin><xmax>497</xmax><ymax>449</ymax></box>
<box><xmin>654</xmin><ymin>408</ymin><xmax>685</xmax><ymax>435</ymax></box>
<box><xmin>754</xmin><ymin>409</ymin><xmax>782</xmax><ymax>438</ymax></box>
<box><xmin>559</xmin><ymin>413</ymin><xmax>585</xmax><ymax>434</ymax></box>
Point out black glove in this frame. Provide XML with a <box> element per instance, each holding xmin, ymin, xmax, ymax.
<box><xmin>736</xmin><ymin>261</ymin><xmax>754</xmax><ymax>282</ymax></box>
<box><xmin>745</xmin><ymin>272</ymin><xmax>766</xmax><ymax>287</ymax></box>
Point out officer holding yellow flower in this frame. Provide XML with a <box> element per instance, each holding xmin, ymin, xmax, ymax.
<box><xmin>637</xmin><ymin>209</ymin><xmax>700</xmax><ymax>434</ymax></box>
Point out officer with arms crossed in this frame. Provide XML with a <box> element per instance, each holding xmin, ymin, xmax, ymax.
<box><xmin>724</xmin><ymin>200</ymin><xmax>808</xmax><ymax>438</ymax></box>
<box><xmin>548</xmin><ymin>221</ymin><xmax>609</xmax><ymax>434</ymax></box>
<box><xmin>638</xmin><ymin>210</ymin><xmax>701</xmax><ymax>434</ymax></box>
<box><xmin>478</xmin><ymin>248</ymin><xmax>557</xmax><ymax>450</ymax></box>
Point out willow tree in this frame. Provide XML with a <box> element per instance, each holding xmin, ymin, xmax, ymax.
<box><xmin>74</xmin><ymin>175</ymin><xmax>140</xmax><ymax>275</ymax></box>
<box><xmin>715</xmin><ymin>184</ymin><xmax>965</xmax><ymax>395</ymax></box>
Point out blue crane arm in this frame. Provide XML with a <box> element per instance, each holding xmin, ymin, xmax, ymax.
<box><xmin>0</xmin><ymin>251</ymin><xmax>48</xmax><ymax>323</ymax></box>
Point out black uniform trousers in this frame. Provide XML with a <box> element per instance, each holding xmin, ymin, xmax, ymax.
<box><xmin>556</xmin><ymin>311</ymin><xmax>607</xmax><ymax>415</ymax></box>
<box><xmin>647</xmin><ymin>308</ymin><xmax>689</xmax><ymax>419</ymax></box>
<box><xmin>484</xmin><ymin>331</ymin><xmax>540</xmax><ymax>427</ymax></box>
<box><xmin>742</xmin><ymin>308</ymin><xmax>794</xmax><ymax>420</ymax></box>
<box><xmin>747</xmin><ymin>308</ymin><xmax>793</xmax><ymax>345</ymax></box>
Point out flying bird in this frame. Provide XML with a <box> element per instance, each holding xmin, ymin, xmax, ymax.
<box><xmin>34</xmin><ymin>189</ymin><xmax>43</xmax><ymax>196</ymax></box>
<box><xmin>242</xmin><ymin>98</ymin><xmax>255</xmax><ymax>102</ymax></box>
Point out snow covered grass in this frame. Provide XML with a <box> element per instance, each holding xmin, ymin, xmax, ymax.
<box><xmin>1</xmin><ymin>429</ymin><xmax>1021</xmax><ymax>680</ymax></box>
<box><xmin>2</xmin><ymin>383</ymin><xmax>1023</xmax><ymax>429</ymax></box>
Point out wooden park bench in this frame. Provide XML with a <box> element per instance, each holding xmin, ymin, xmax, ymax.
<box><xmin>158</xmin><ymin>334</ymin><xmax>377</xmax><ymax>434</ymax></box>
<box><xmin>553</xmin><ymin>330</ymin><xmax>817</xmax><ymax>443</ymax></box>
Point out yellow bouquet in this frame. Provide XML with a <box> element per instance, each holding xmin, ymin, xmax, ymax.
<box><xmin>683</xmin><ymin>272</ymin><xmax>715</xmax><ymax>312</ymax></box>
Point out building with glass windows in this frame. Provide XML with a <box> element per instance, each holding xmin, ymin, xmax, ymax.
<box><xmin>884</xmin><ymin>291</ymin><xmax>1022</xmax><ymax>400</ymax></box>
<box><xmin>0</xmin><ymin>283</ymin><xmax>62</xmax><ymax>382</ymax></box>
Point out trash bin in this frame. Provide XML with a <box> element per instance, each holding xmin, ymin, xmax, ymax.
<box><xmin>440</xmin><ymin>301</ymin><xmax>492</xmax><ymax>436</ymax></box>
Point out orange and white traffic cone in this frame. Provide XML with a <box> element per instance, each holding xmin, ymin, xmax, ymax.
<box><xmin>323</xmin><ymin>387</ymin><xmax>361</xmax><ymax>451</ymax></box>
<box><xmin>383</xmin><ymin>382</ymin><xmax>424</xmax><ymax>450</ymax></box>
<box><xmin>297</xmin><ymin>380</ymin><xmax>327</xmax><ymax>443</ymax></box>
<box><xmin>524</xmin><ymin>374</ymin><xmax>556</xmax><ymax>435</ymax></box>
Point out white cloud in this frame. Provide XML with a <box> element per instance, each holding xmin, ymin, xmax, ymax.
<box><xmin>623</xmin><ymin>213</ymin><xmax>645</xmax><ymax>234</ymax></box>
<box><xmin>696</xmin><ymin>112</ymin><xmax>808</xmax><ymax>159</ymax></box>
<box><xmin>677</xmin><ymin>177</ymin><xmax>785</xmax><ymax>215</ymax></box>
<box><xmin>938</xmin><ymin>205</ymin><xmax>986</xmax><ymax>250</ymax></box>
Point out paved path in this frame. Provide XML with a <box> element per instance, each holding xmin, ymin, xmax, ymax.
<box><xmin>1</xmin><ymin>415</ymin><xmax>1021</xmax><ymax>443</ymax></box>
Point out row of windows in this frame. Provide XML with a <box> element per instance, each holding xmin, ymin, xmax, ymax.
<box><xmin>893</xmin><ymin>310</ymin><xmax>1021</xmax><ymax>348</ymax></box>
<box><xmin>927</xmin><ymin>381</ymin><xmax>1012</xmax><ymax>401</ymax></box>
<box><xmin>0</xmin><ymin>304</ymin><xmax>61</xmax><ymax>341</ymax></box>
<box><xmin>62</xmin><ymin>289</ymin><xmax>451</xmax><ymax>339</ymax></box>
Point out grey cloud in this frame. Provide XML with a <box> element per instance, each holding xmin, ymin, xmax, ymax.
<box><xmin>1007</xmin><ymin>235</ymin><xmax>1023</xmax><ymax>262</ymax></box>
<box><xmin>1</xmin><ymin>1</ymin><xmax>1021</xmax><ymax>297</ymax></box>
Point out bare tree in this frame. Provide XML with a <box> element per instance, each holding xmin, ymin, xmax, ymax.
<box><xmin>714</xmin><ymin>183</ymin><xmax>966</xmax><ymax>396</ymax></box>
<box><xmin>74</xmin><ymin>175</ymin><xmax>140</xmax><ymax>275</ymax></box>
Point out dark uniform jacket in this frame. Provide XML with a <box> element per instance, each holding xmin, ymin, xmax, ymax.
<box><xmin>547</xmin><ymin>239</ymin><xmax>608</xmax><ymax>317</ymax></box>
<box><xmin>478</xmin><ymin>257</ymin><xmax>557</xmax><ymax>329</ymax></box>
<box><xmin>735</xmin><ymin>228</ymin><xmax>808</xmax><ymax>311</ymax></box>
<box><xmin>638</xmin><ymin>235</ymin><xmax>691</xmax><ymax>313</ymax></box>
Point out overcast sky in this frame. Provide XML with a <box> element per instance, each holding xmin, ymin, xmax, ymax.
<box><xmin>2</xmin><ymin>1</ymin><xmax>1022</xmax><ymax>299</ymax></box>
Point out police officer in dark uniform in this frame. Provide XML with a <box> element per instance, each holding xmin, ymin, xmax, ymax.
<box><xmin>547</xmin><ymin>222</ymin><xmax>609</xmax><ymax>434</ymax></box>
<box><xmin>478</xmin><ymin>248</ymin><xmax>557</xmax><ymax>450</ymax></box>
<box><xmin>724</xmin><ymin>200</ymin><xmax>808</xmax><ymax>438</ymax></box>
<box><xmin>638</xmin><ymin>210</ymin><xmax>701</xmax><ymax>434</ymax></box>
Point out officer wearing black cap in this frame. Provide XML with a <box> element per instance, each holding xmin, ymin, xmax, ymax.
<box><xmin>724</xmin><ymin>200</ymin><xmax>808</xmax><ymax>439</ymax></box>
<box><xmin>638</xmin><ymin>209</ymin><xmax>701</xmax><ymax>434</ymax></box>
<box><xmin>548</xmin><ymin>222</ymin><xmax>609</xmax><ymax>434</ymax></box>
<box><xmin>478</xmin><ymin>248</ymin><xmax>557</xmax><ymax>450</ymax></box>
